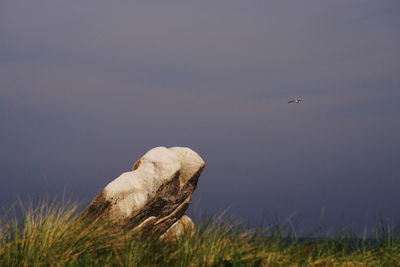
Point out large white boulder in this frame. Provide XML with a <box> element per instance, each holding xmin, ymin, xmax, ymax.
<box><xmin>85</xmin><ymin>146</ymin><xmax>205</xmax><ymax>235</ymax></box>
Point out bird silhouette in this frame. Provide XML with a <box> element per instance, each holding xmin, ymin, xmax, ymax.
<box><xmin>288</xmin><ymin>99</ymin><xmax>302</xmax><ymax>103</ymax></box>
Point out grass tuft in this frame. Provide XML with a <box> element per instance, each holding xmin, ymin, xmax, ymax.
<box><xmin>0</xmin><ymin>200</ymin><xmax>399</xmax><ymax>266</ymax></box>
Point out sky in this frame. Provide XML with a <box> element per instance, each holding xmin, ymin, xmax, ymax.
<box><xmin>1</xmin><ymin>0</ymin><xmax>400</xmax><ymax>228</ymax></box>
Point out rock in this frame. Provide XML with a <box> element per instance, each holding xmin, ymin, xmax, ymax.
<box><xmin>160</xmin><ymin>215</ymin><xmax>195</xmax><ymax>240</ymax></box>
<box><xmin>84</xmin><ymin>146</ymin><xmax>205</xmax><ymax>236</ymax></box>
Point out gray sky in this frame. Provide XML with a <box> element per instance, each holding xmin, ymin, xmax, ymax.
<box><xmin>1</xmin><ymin>0</ymin><xmax>400</xmax><ymax>226</ymax></box>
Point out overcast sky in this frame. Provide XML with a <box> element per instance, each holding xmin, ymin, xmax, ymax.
<box><xmin>1</xmin><ymin>0</ymin><xmax>400</xmax><ymax>227</ymax></box>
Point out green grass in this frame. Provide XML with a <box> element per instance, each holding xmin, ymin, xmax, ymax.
<box><xmin>1</xmin><ymin>200</ymin><xmax>400</xmax><ymax>266</ymax></box>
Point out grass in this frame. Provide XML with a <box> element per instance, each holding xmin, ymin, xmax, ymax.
<box><xmin>1</xmin><ymin>200</ymin><xmax>400</xmax><ymax>266</ymax></box>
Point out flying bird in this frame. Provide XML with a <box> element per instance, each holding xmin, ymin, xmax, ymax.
<box><xmin>288</xmin><ymin>99</ymin><xmax>302</xmax><ymax>103</ymax></box>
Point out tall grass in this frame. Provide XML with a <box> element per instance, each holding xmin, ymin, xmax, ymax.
<box><xmin>1</xmin><ymin>200</ymin><xmax>400</xmax><ymax>266</ymax></box>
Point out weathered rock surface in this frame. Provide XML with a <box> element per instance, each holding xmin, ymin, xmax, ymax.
<box><xmin>160</xmin><ymin>215</ymin><xmax>195</xmax><ymax>240</ymax></box>
<box><xmin>85</xmin><ymin>146</ymin><xmax>205</xmax><ymax>236</ymax></box>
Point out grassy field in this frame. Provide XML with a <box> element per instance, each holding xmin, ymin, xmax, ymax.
<box><xmin>0</xmin><ymin>200</ymin><xmax>399</xmax><ymax>266</ymax></box>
